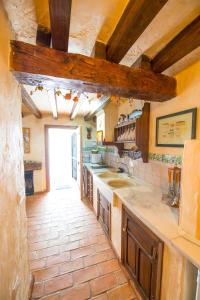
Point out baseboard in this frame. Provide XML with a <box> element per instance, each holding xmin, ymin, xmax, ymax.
<box><xmin>28</xmin><ymin>274</ymin><xmax>35</xmax><ymax>300</ymax></box>
<box><xmin>129</xmin><ymin>278</ymin><xmax>142</xmax><ymax>300</ymax></box>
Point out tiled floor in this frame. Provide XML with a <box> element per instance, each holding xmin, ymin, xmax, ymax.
<box><xmin>27</xmin><ymin>183</ymin><xmax>137</xmax><ymax>300</ymax></box>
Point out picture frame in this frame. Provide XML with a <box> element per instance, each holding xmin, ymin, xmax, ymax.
<box><xmin>23</xmin><ymin>127</ymin><xmax>30</xmax><ymax>153</ymax></box>
<box><xmin>156</xmin><ymin>108</ymin><xmax>197</xmax><ymax>147</ymax></box>
<box><xmin>96</xmin><ymin>130</ymin><xmax>103</xmax><ymax>146</ymax></box>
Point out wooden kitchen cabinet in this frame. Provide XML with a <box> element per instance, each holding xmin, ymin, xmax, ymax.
<box><xmin>122</xmin><ymin>206</ymin><xmax>163</xmax><ymax>300</ymax></box>
<box><xmin>97</xmin><ymin>190</ymin><xmax>111</xmax><ymax>238</ymax></box>
<box><xmin>114</xmin><ymin>102</ymin><xmax>150</xmax><ymax>162</ymax></box>
<box><xmin>83</xmin><ymin>166</ymin><xmax>93</xmax><ymax>205</ymax></box>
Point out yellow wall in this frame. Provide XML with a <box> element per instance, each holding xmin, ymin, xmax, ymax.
<box><xmin>0</xmin><ymin>3</ymin><xmax>30</xmax><ymax>299</ymax></box>
<box><xmin>96</xmin><ymin>103</ymin><xmax>118</xmax><ymax>142</ymax></box>
<box><xmin>150</xmin><ymin>61</ymin><xmax>200</xmax><ymax>155</ymax></box>
<box><xmin>117</xmin><ymin>61</ymin><xmax>200</xmax><ymax>157</ymax></box>
<box><xmin>22</xmin><ymin>115</ymin><xmax>96</xmax><ymax>192</ymax></box>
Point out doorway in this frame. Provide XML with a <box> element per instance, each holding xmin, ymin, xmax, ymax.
<box><xmin>45</xmin><ymin>125</ymin><xmax>82</xmax><ymax>193</ymax></box>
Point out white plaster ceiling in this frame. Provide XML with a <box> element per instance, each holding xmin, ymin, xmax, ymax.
<box><xmin>5</xmin><ymin>0</ymin><xmax>199</xmax><ymax>70</ymax></box>
<box><xmin>120</xmin><ymin>0</ymin><xmax>200</xmax><ymax>74</ymax></box>
<box><xmin>3</xmin><ymin>0</ymin><xmax>37</xmax><ymax>43</ymax></box>
<box><xmin>31</xmin><ymin>0</ymin><xmax>200</xmax><ymax>72</ymax></box>
<box><xmin>3</xmin><ymin>0</ymin><xmax>200</xmax><ymax>117</ymax></box>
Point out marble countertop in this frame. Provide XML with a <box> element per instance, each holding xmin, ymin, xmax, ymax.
<box><xmin>84</xmin><ymin>163</ymin><xmax>110</xmax><ymax>174</ymax></box>
<box><xmin>87</xmin><ymin>165</ymin><xmax>200</xmax><ymax>269</ymax></box>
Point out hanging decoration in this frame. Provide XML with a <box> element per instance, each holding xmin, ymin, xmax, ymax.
<box><xmin>30</xmin><ymin>85</ymin><xmax>44</xmax><ymax>95</ymax></box>
<box><xmin>86</xmin><ymin>127</ymin><xmax>92</xmax><ymax>139</ymax></box>
<box><xmin>29</xmin><ymin>86</ymin><xmax>89</xmax><ymax>104</ymax></box>
<box><xmin>73</xmin><ymin>96</ymin><xmax>79</xmax><ymax>102</ymax></box>
<box><xmin>55</xmin><ymin>89</ymin><xmax>62</xmax><ymax>97</ymax></box>
<box><xmin>129</xmin><ymin>97</ymin><xmax>135</xmax><ymax>106</ymax></box>
<box><xmin>110</xmin><ymin>95</ymin><xmax>126</xmax><ymax>106</ymax></box>
<box><xmin>64</xmin><ymin>91</ymin><xmax>72</xmax><ymax>100</ymax></box>
<box><xmin>96</xmin><ymin>92</ymin><xmax>102</xmax><ymax>98</ymax></box>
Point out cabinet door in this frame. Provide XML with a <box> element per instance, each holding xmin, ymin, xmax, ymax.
<box><xmin>136</xmin><ymin>102</ymin><xmax>150</xmax><ymax>163</ymax></box>
<box><xmin>122</xmin><ymin>206</ymin><xmax>163</xmax><ymax>300</ymax></box>
<box><xmin>83</xmin><ymin>166</ymin><xmax>88</xmax><ymax>197</ymax></box>
<box><xmin>97</xmin><ymin>190</ymin><xmax>111</xmax><ymax>238</ymax></box>
<box><xmin>88</xmin><ymin>171</ymin><xmax>93</xmax><ymax>205</ymax></box>
<box><xmin>83</xmin><ymin>167</ymin><xmax>93</xmax><ymax>205</ymax></box>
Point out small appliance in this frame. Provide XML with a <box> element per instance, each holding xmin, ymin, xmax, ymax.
<box><xmin>90</xmin><ymin>153</ymin><xmax>102</xmax><ymax>164</ymax></box>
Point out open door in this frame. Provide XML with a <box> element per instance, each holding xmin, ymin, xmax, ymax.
<box><xmin>71</xmin><ymin>127</ymin><xmax>83</xmax><ymax>198</ymax></box>
<box><xmin>71</xmin><ymin>132</ymin><xmax>77</xmax><ymax>180</ymax></box>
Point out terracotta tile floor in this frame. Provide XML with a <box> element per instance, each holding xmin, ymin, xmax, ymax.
<box><xmin>27</xmin><ymin>184</ymin><xmax>137</xmax><ymax>300</ymax></box>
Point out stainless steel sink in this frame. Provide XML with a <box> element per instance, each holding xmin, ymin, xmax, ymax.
<box><xmin>90</xmin><ymin>164</ymin><xmax>108</xmax><ymax>169</ymax></box>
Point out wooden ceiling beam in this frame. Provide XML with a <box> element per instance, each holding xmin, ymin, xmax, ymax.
<box><xmin>21</xmin><ymin>86</ymin><xmax>42</xmax><ymax>118</ymax></box>
<box><xmin>47</xmin><ymin>90</ymin><xmax>58</xmax><ymax>119</ymax></box>
<box><xmin>70</xmin><ymin>99</ymin><xmax>83</xmax><ymax>120</ymax></box>
<box><xmin>90</xmin><ymin>41</ymin><xmax>110</xmax><ymax>115</ymax></box>
<box><xmin>48</xmin><ymin>0</ymin><xmax>72</xmax><ymax>52</ymax></box>
<box><xmin>91</xmin><ymin>41</ymin><xmax>107</xmax><ymax>59</ymax></box>
<box><xmin>151</xmin><ymin>16</ymin><xmax>200</xmax><ymax>73</ymax></box>
<box><xmin>10</xmin><ymin>40</ymin><xmax>176</xmax><ymax>102</ymax></box>
<box><xmin>36</xmin><ymin>25</ymin><xmax>51</xmax><ymax>48</ymax></box>
<box><xmin>132</xmin><ymin>54</ymin><xmax>151</xmax><ymax>70</ymax></box>
<box><xmin>84</xmin><ymin>96</ymin><xmax>110</xmax><ymax>121</ymax></box>
<box><xmin>70</xmin><ymin>101</ymin><xmax>79</xmax><ymax>120</ymax></box>
<box><xmin>106</xmin><ymin>0</ymin><xmax>168</xmax><ymax>63</ymax></box>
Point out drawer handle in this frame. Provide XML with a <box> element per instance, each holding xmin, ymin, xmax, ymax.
<box><xmin>123</xmin><ymin>227</ymin><xmax>126</xmax><ymax>232</ymax></box>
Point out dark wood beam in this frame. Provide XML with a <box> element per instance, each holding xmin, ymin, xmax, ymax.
<box><xmin>21</xmin><ymin>86</ymin><xmax>42</xmax><ymax>118</ymax></box>
<box><xmin>106</xmin><ymin>0</ymin><xmax>168</xmax><ymax>63</ymax></box>
<box><xmin>48</xmin><ymin>0</ymin><xmax>72</xmax><ymax>51</ymax></box>
<box><xmin>84</xmin><ymin>96</ymin><xmax>110</xmax><ymax>121</ymax></box>
<box><xmin>90</xmin><ymin>41</ymin><xmax>110</xmax><ymax>114</ymax></box>
<box><xmin>36</xmin><ymin>25</ymin><xmax>51</xmax><ymax>47</ymax></box>
<box><xmin>10</xmin><ymin>40</ymin><xmax>176</xmax><ymax>102</ymax></box>
<box><xmin>91</xmin><ymin>41</ymin><xmax>106</xmax><ymax>59</ymax></box>
<box><xmin>152</xmin><ymin>16</ymin><xmax>200</xmax><ymax>73</ymax></box>
<box><xmin>132</xmin><ymin>54</ymin><xmax>151</xmax><ymax>70</ymax></box>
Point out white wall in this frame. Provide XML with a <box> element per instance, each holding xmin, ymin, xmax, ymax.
<box><xmin>22</xmin><ymin>115</ymin><xmax>96</xmax><ymax>192</ymax></box>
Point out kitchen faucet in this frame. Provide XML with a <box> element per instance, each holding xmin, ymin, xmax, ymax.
<box><xmin>118</xmin><ymin>162</ymin><xmax>132</xmax><ymax>177</ymax></box>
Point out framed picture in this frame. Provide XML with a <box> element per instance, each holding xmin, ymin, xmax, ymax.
<box><xmin>156</xmin><ymin>108</ymin><xmax>197</xmax><ymax>147</ymax></box>
<box><xmin>23</xmin><ymin>127</ymin><xmax>30</xmax><ymax>153</ymax></box>
<box><xmin>96</xmin><ymin>130</ymin><xmax>103</xmax><ymax>146</ymax></box>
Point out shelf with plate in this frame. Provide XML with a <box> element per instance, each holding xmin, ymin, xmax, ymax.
<box><xmin>115</xmin><ymin>140</ymin><xmax>135</xmax><ymax>144</ymax></box>
<box><xmin>114</xmin><ymin>119</ymin><xmax>136</xmax><ymax>129</ymax></box>
<box><xmin>107</xmin><ymin>103</ymin><xmax>150</xmax><ymax>162</ymax></box>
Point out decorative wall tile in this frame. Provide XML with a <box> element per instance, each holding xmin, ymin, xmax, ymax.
<box><xmin>149</xmin><ymin>153</ymin><xmax>182</xmax><ymax>166</ymax></box>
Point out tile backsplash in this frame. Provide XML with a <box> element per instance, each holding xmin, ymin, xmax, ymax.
<box><xmin>103</xmin><ymin>146</ymin><xmax>182</xmax><ymax>193</ymax></box>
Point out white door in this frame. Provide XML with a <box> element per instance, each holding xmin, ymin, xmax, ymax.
<box><xmin>76</xmin><ymin>127</ymin><xmax>83</xmax><ymax>199</ymax></box>
<box><xmin>71</xmin><ymin>126</ymin><xmax>83</xmax><ymax>199</ymax></box>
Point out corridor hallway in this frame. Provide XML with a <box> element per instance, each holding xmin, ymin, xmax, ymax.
<box><xmin>27</xmin><ymin>184</ymin><xmax>137</xmax><ymax>300</ymax></box>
